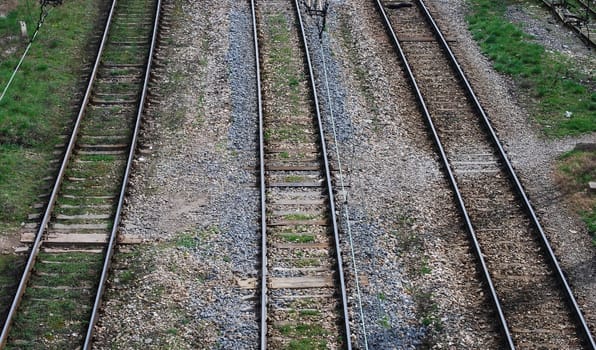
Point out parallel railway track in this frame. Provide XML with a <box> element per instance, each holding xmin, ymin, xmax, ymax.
<box><xmin>0</xmin><ymin>0</ymin><xmax>161</xmax><ymax>347</ymax></box>
<box><xmin>251</xmin><ymin>0</ymin><xmax>351</xmax><ymax>348</ymax></box>
<box><xmin>377</xmin><ymin>0</ymin><xmax>595</xmax><ymax>348</ymax></box>
<box><xmin>540</xmin><ymin>0</ymin><xmax>596</xmax><ymax>47</ymax></box>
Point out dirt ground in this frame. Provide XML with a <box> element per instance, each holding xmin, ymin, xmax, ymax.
<box><xmin>0</xmin><ymin>0</ymin><xmax>19</xmax><ymax>17</ymax></box>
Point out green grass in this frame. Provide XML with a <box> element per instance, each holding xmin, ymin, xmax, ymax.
<box><xmin>283</xmin><ymin>213</ymin><xmax>315</xmax><ymax>221</ymax></box>
<box><xmin>0</xmin><ymin>0</ymin><xmax>99</xmax><ymax>225</ymax></box>
<box><xmin>299</xmin><ymin>309</ymin><xmax>320</xmax><ymax>316</ymax></box>
<box><xmin>466</xmin><ymin>0</ymin><xmax>595</xmax><ymax>137</ymax></box>
<box><xmin>175</xmin><ymin>232</ymin><xmax>198</xmax><ymax>249</ymax></box>
<box><xmin>280</xmin><ymin>233</ymin><xmax>315</xmax><ymax>243</ymax></box>
<box><xmin>285</xmin><ymin>175</ymin><xmax>305</xmax><ymax>182</ymax></box>
<box><xmin>556</xmin><ymin>149</ymin><xmax>595</xmax><ymax>245</ymax></box>
<box><xmin>295</xmin><ymin>258</ymin><xmax>320</xmax><ymax>267</ymax></box>
<box><xmin>8</xmin><ymin>252</ymin><xmax>102</xmax><ymax>345</ymax></box>
<box><xmin>379</xmin><ymin>315</ymin><xmax>391</xmax><ymax>329</ymax></box>
<box><xmin>174</xmin><ymin>226</ymin><xmax>220</xmax><ymax>249</ymax></box>
<box><xmin>266</xmin><ymin>13</ymin><xmax>306</xmax><ymax>117</ymax></box>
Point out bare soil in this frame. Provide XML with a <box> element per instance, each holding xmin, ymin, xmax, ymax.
<box><xmin>0</xmin><ymin>0</ymin><xmax>19</xmax><ymax>17</ymax></box>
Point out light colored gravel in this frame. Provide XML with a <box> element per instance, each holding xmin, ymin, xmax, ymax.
<box><xmin>93</xmin><ymin>0</ymin><xmax>594</xmax><ymax>348</ymax></box>
<box><xmin>94</xmin><ymin>0</ymin><xmax>259</xmax><ymax>348</ymax></box>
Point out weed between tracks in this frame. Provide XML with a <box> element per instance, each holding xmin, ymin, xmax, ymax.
<box><xmin>466</xmin><ymin>0</ymin><xmax>595</xmax><ymax>137</ymax></box>
<box><xmin>264</xmin><ymin>11</ymin><xmax>312</xmax><ymax>143</ymax></box>
<box><xmin>0</xmin><ymin>0</ymin><xmax>100</xmax><ymax>226</ymax></box>
<box><xmin>277</xmin><ymin>323</ymin><xmax>328</xmax><ymax>349</ymax></box>
<box><xmin>8</xmin><ymin>252</ymin><xmax>102</xmax><ymax>347</ymax></box>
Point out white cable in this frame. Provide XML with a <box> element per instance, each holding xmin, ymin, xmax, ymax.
<box><xmin>318</xmin><ymin>31</ymin><xmax>369</xmax><ymax>350</ymax></box>
<box><xmin>0</xmin><ymin>8</ymin><xmax>51</xmax><ymax>104</ymax></box>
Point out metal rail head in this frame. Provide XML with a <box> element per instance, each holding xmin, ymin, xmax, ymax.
<box><xmin>82</xmin><ymin>0</ymin><xmax>162</xmax><ymax>348</ymax></box>
<box><xmin>371</xmin><ymin>0</ymin><xmax>516</xmax><ymax>348</ymax></box>
<box><xmin>293</xmin><ymin>1</ymin><xmax>352</xmax><ymax>348</ymax></box>
<box><xmin>249</xmin><ymin>0</ymin><xmax>269</xmax><ymax>348</ymax></box>
<box><xmin>0</xmin><ymin>0</ymin><xmax>118</xmax><ymax>347</ymax></box>
<box><xmin>415</xmin><ymin>0</ymin><xmax>595</xmax><ymax>347</ymax></box>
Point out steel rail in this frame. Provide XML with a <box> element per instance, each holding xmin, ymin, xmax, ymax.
<box><xmin>371</xmin><ymin>0</ymin><xmax>516</xmax><ymax>348</ymax></box>
<box><xmin>250</xmin><ymin>0</ymin><xmax>268</xmax><ymax>347</ymax></box>
<box><xmin>0</xmin><ymin>0</ymin><xmax>118</xmax><ymax>346</ymax></box>
<box><xmin>416</xmin><ymin>0</ymin><xmax>596</xmax><ymax>347</ymax></box>
<box><xmin>578</xmin><ymin>0</ymin><xmax>596</xmax><ymax>16</ymax></box>
<box><xmin>293</xmin><ymin>1</ymin><xmax>352</xmax><ymax>348</ymax></box>
<box><xmin>82</xmin><ymin>0</ymin><xmax>162</xmax><ymax>348</ymax></box>
<box><xmin>540</xmin><ymin>0</ymin><xmax>595</xmax><ymax>48</ymax></box>
<box><xmin>254</xmin><ymin>0</ymin><xmax>352</xmax><ymax>347</ymax></box>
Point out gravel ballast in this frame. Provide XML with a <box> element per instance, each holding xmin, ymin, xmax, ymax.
<box><xmin>93</xmin><ymin>0</ymin><xmax>595</xmax><ymax>348</ymax></box>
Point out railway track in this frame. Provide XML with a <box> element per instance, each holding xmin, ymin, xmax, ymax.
<box><xmin>0</xmin><ymin>0</ymin><xmax>161</xmax><ymax>348</ymax></box>
<box><xmin>540</xmin><ymin>0</ymin><xmax>596</xmax><ymax>47</ymax></box>
<box><xmin>251</xmin><ymin>0</ymin><xmax>351</xmax><ymax>348</ymax></box>
<box><xmin>377</xmin><ymin>0</ymin><xmax>595</xmax><ymax>348</ymax></box>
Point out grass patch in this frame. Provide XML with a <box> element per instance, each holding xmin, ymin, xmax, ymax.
<box><xmin>466</xmin><ymin>0</ymin><xmax>595</xmax><ymax>137</ymax></box>
<box><xmin>280</xmin><ymin>233</ymin><xmax>315</xmax><ymax>243</ymax></box>
<box><xmin>266</xmin><ymin>13</ymin><xmax>306</xmax><ymax>117</ymax></box>
<box><xmin>270</xmin><ymin>125</ymin><xmax>309</xmax><ymax>143</ymax></box>
<box><xmin>379</xmin><ymin>315</ymin><xmax>391</xmax><ymax>329</ymax></box>
<box><xmin>284</xmin><ymin>213</ymin><xmax>315</xmax><ymax>221</ymax></box>
<box><xmin>412</xmin><ymin>289</ymin><xmax>443</xmax><ymax>331</ymax></box>
<box><xmin>299</xmin><ymin>309</ymin><xmax>320</xmax><ymax>316</ymax></box>
<box><xmin>175</xmin><ymin>232</ymin><xmax>198</xmax><ymax>249</ymax></box>
<box><xmin>285</xmin><ymin>175</ymin><xmax>305</xmax><ymax>182</ymax></box>
<box><xmin>0</xmin><ymin>0</ymin><xmax>100</xmax><ymax>226</ymax></box>
<box><xmin>295</xmin><ymin>258</ymin><xmax>320</xmax><ymax>267</ymax></box>
<box><xmin>556</xmin><ymin>149</ymin><xmax>595</xmax><ymax>245</ymax></box>
<box><xmin>174</xmin><ymin>226</ymin><xmax>220</xmax><ymax>249</ymax></box>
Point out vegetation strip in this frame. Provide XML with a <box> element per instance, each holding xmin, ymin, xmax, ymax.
<box><xmin>0</xmin><ymin>0</ymin><xmax>99</xmax><ymax>227</ymax></box>
<box><xmin>557</xmin><ymin>149</ymin><xmax>596</xmax><ymax>245</ymax></box>
<box><xmin>466</xmin><ymin>0</ymin><xmax>595</xmax><ymax>137</ymax></box>
<box><xmin>1</xmin><ymin>0</ymin><xmax>158</xmax><ymax>347</ymax></box>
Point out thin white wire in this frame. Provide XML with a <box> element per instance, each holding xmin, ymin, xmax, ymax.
<box><xmin>318</xmin><ymin>31</ymin><xmax>369</xmax><ymax>350</ymax></box>
<box><xmin>0</xmin><ymin>9</ymin><xmax>49</xmax><ymax>104</ymax></box>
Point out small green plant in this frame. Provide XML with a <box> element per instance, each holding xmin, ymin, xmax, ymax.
<box><xmin>379</xmin><ymin>315</ymin><xmax>391</xmax><ymax>329</ymax></box>
<box><xmin>295</xmin><ymin>258</ymin><xmax>319</xmax><ymax>267</ymax></box>
<box><xmin>285</xmin><ymin>175</ymin><xmax>305</xmax><ymax>182</ymax></box>
<box><xmin>175</xmin><ymin>232</ymin><xmax>197</xmax><ymax>249</ymax></box>
<box><xmin>299</xmin><ymin>309</ymin><xmax>320</xmax><ymax>316</ymax></box>
<box><xmin>118</xmin><ymin>270</ymin><xmax>134</xmax><ymax>284</ymax></box>
<box><xmin>420</xmin><ymin>257</ymin><xmax>432</xmax><ymax>275</ymax></box>
<box><xmin>414</xmin><ymin>290</ymin><xmax>443</xmax><ymax>331</ymax></box>
<box><xmin>284</xmin><ymin>213</ymin><xmax>315</xmax><ymax>221</ymax></box>
<box><xmin>281</xmin><ymin>234</ymin><xmax>315</xmax><ymax>243</ymax></box>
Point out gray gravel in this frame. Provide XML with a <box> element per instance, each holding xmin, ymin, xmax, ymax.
<box><xmin>94</xmin><ymin>0</ymin><xmax>594</xmax><ymax>348</ymax></box>
<box><xmin>95</xmin><ymin>0</ymin><xmax>260</xmax><ymax>348</ymax></box>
